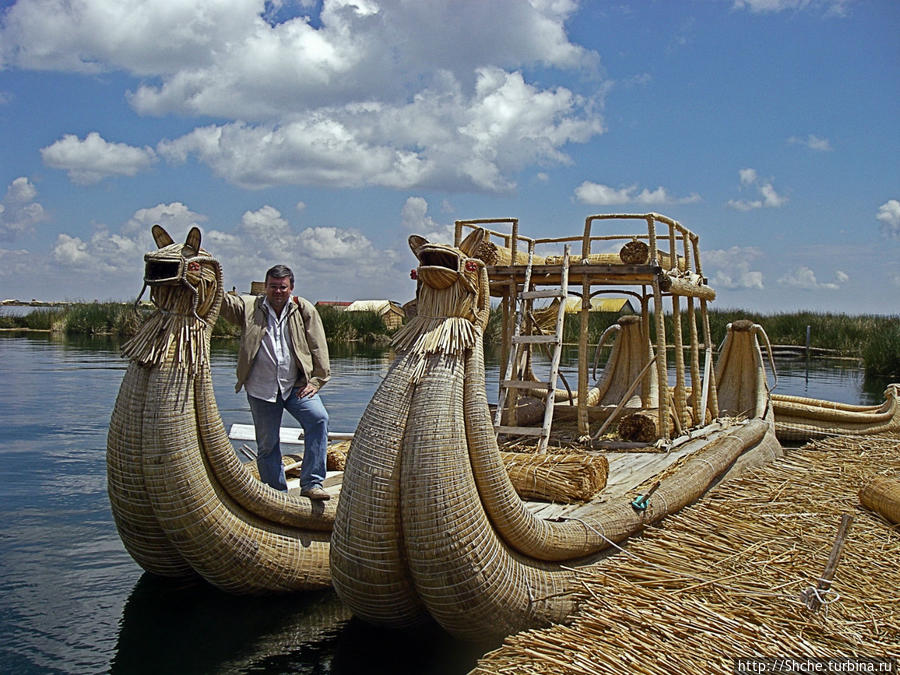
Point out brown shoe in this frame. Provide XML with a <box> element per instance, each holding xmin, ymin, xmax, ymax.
<box><xmin>301</xmin><ymin>485</ymin><xmax>330</xmax><ymax>501</ymax></box>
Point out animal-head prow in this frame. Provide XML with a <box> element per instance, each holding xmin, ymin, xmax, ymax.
<box><xmin>139</xmin><ymin>225</ymin><xmax>222</xmax><ymax>324</ymax></box>
<box><xmin>402</xmin><ymin>228</ymin><xmax>489</xmax><ymax>337</ymax></box>
<box><xmin>123</xmin><ymin>225</ymin><xmax>225</xmax><ymax>372</ymax></box>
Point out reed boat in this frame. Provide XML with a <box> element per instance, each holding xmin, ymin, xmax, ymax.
<box><xmin>106</xmin><ymin>225</ymin><xmax>335</xmax><ymax>592</ymax></box>
<box><xmin>330</xmin><ymin>214</ymin><xmax>784</xmax><ymax>641</ymax></box>
<box><xmin>772</xmin><ymin>384</ymin><xmax>900</xmax><ymax>442</ymax></box>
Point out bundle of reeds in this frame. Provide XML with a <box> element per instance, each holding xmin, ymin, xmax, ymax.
<box><xmin>859</xmin><ymin>473</ymin><xmax>900</xmax><ymax>524</ymax></box>
<box><xmin>474</xmin><ymin>240</ymin><xmax>545</xmax><ymax>266</ymax></box>
<box><xmin>473</xmin><ymin>432</ymin><xmax>900</xmax><ymax>673</ymax></box>
<box><xmin>499</xmin><ymin>451</ymin><xmax>608</xmax><ymax>503</ymax></box>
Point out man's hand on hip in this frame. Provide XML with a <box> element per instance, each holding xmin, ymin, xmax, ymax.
<box><xmin>297</xmin><ymin>383</ymin><xmax>318</xmax><ymax>398</ymax></box>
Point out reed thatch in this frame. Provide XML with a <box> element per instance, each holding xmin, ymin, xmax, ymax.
<box><xmin>473</xmin><ymin>432</ymin><xmax>900</xmax><ymax>674</ymax></box>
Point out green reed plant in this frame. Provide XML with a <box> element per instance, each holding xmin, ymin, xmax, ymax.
<box><xmin>317</xmin><ymin>305</ymin><xmax>395</xmax><ymax>343</ymax></box>
<box><xmin>861</xmin><ymin>318</ymin><xmax>900</xmax><ymax>377</ymax></box>
<box><xmin>63</xmin><ymin>302</ymin><xmax>133</xmax><ymax>335</ymax></box>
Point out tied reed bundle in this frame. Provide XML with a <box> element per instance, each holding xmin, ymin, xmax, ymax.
<box><xmin>500</xmin><ymin>451</ymin><xmax>608</xmax><ymax>503</ymax></box>
<box><xmin>859</xmin><ymin>473</ymin><xmax>900</xmax><ymax>524</ymax></box>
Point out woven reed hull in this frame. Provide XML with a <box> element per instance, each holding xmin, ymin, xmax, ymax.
<box><xmin>772</xmin><ymin>384</ymin><xmax>900</xmax><ymax>442</ymax></box>
<box><xmin>107</xmin><ymin>230</ymin><xmax>335</xmax><ymax>593</ymax></box>
<box><xmin>715</xmin><ymin>322</ymin><xmax>769</xmax><ymax>419</ymax></box>
<box><xmin>107</xmin><ymin>355</ymin><xmax>334</xmax><ymax>592</ymax></box>
<box><xmin>107</xmin><ymin>362</ymin><xmax>191</xmax><ymax>577</ymax></box>
<box><xmin>331</xmin><ymin>331</ymin><xmax>782</xmax><ymax>641</ymax></box>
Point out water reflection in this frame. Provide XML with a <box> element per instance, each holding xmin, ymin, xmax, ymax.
<box><xmin>111</xmin><ymin>576</ymin><xmax>350</xmax><ymax>674</ymax></box>
<box><xmin>0</xmin><ymin>332</ymin><xmax>892</xmax><ymax>674</ymax></box>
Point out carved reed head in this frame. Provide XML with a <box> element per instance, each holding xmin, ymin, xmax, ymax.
<box><xmin>140</xmin><ymin>225</ymin><xmax>221</xmax><ymax>322</ymax></box>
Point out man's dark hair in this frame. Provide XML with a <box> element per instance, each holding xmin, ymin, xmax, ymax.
<box><xmin>265</xmin><ymin>264</ymin><xmax>294</xmax><ymax>287</ymax></box>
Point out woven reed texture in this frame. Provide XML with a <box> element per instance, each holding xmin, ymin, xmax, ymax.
<box><xmin>715</xmin><ymin>320</ymin><xmax>769</xmax><ymax>420</ymax></box>
<box><xmin>592</xmin><ymin>315</ymin><xmax>658</xmax><ymax>409</ymax></box>
<box><xmin>859</xmin><ymin>473</ymin><xmax>900</xmax><ymax>524</ymax></box>
<box><xmin>108</xmin><ymin>227</ymin><xmax>333</xmax><ymax>593</ymax></box>
<box><xmin>472</xmin><ymin>433</ymin><xmax>900</xmax><ymax>674</ymax></box>
<box><xmin>773</xmin><ymin>384</ymin><xmax>900</xmax><ymax>442</ymax></box>
<box><xmin>474</xmin><ymin>240</ymin><xmax>544</xmax><ymax>266</ymax></box>
<box><xmin>331</xmin><ymin>229</ymin><xmax>782</xmax><ymax>641</ymax></box>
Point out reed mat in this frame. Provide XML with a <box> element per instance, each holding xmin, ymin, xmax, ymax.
<box><xmin>473</xmin><ymin>432</ymin><xmax>900</xmax><ymax>674</ymax></box>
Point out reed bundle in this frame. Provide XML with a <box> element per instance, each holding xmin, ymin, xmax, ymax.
<box><xmin>773</xmin><ymin>385</ymin><xmax>900</xmax><ymax>442</ymax></box>
<box><xmin>324</xmin><ymin>439</ymin><xmax>605</xmax><ymax>502</ymax></box>
<box><xmin>474</xmin><ymin>240</ymin><xmax>545</xmax><ymax>266</ymax></box>
<box><xmin>499</xmin><ymin>451</ymin><xmax>608</xmax><ymax>503</ymax></box>
<box><xmin>473</xmin><ymin>432</ymin><xmax>900</xmax><ymax>673</ymax></box>
<box><xmin>859</xmin><ymin>474</ymin><xmax>900</xmax><ymax>524</ymax></box>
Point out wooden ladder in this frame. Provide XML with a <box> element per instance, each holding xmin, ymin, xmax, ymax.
<box><xmin>494</xmin><ymin>245</ymin><xmax>571</xmax><ymax>452</ymax></box>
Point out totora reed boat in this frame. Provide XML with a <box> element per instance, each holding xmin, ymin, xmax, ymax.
<box><xmin>107</xmin><ymin>225</ymin><xmax>334</xmax><ymax>592</ymax></box>
<box><xmin>329</xmin><ymin>215</ymin><xmax>784</xmax><ymax>640</ymax></box>
<box><xmin>107</xmin><ymin>213</ymin><xmax>896</xmax><ymax>641</ymax></box>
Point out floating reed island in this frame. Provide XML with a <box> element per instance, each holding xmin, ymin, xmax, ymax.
<box><xmin>107</xmin><ymin>213</ymin><xmax>898</xmax><ymax>647</ymax></box>
<box><xmin>472</xmin><ymin>431</ymin><xmax>900</xmax><ymax>673</ymax></box>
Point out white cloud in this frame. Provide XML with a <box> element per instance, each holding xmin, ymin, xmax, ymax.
<box><xmin>778</xmin><ymin>266</ymin><xmax>848</xmax><ymax>290</ymax></box>
<box><xmin>51</xmin><ymin>233</ymin><xmax>92</xmax><ymax>267</ymax></box>
<box><xmin>0</xmin><ymin>177</ymin><xmax>47</xmax><ymax>240</ymax></box>
<box><xmin>122</xmin><ymin>202</ymin><xmax>208</xmax><ymax>239</ymax></box>
<box><xmin>727</xmin><ymin>168</ymin><xmax>787</xmax><ymax>210</ymax></box>
<box><xmin>400</xmin><ymin>197</ymin><xmax>454</xmax><ymax>244</ymax></box>
<box><xmin>0</xmin><ymin>247</ymin><xmax>34</xmax><ymax>281</ymax></box>
<box><xmin>876</xmin><ymin>199</ymin><xmax>900</xmax><ymax>240</ymax></box>
<box><xmin>732</xmin><ymin>0</ymin><xmax>850</xmax><ymax>16</ymax></box>
<box><xmin>40</xmin><ymin>132</ymin><xmax>157</xmax><ymax>184</ymax></box>
<box><xmin>702</xmin><ymin>246</ymin><xmax>765</xmax><ymax>290</ymax></box>
<box><xmin>158</xmin><ymin>67</ymin><xmax>604</xmax><ymax>192</ymax></box>
<box><xmin>574</xmin><ymin>181</ymin><xmax>701</xmax><ymax>206</ymax></box>
<box><xmin>738</xmin><ymin>168</ymin><xmax>757</xmax><ymax>185</ymax></box>
<box><xmin>298</xmin><ymin>226</ymin><xmax>375</xmax><ymax>260</ymax></box>
<box><xmin>4</xmin><ymin>1</ymin><xmax>605</xmax><ymax>193</ymax></box>
<box><xmin>788</xmin><ymin>134</ymin><xmax>832</xmax><ymax>151</ymax></box>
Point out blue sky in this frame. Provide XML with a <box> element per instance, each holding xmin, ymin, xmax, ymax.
<box><xmin>0</xmin><ymin>0</ymin><xmax>897</xmax><ymax>313</ymax></box>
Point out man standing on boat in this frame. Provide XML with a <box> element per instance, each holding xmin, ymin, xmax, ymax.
<box><xmin>221</xmin><ymin>265</ymin><xmax>331</xmax><ymax>500</ymax></box>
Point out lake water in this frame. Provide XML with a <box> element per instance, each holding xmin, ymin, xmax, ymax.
<box><xmin>0</xmin><ymin>332</ymin><xmax>890</xmax><ymax>674</ymax></box>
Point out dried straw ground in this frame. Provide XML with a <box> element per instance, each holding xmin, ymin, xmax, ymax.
<box><xmin>473</xmin><ymin>433</ymin><xmax>900</xmax><ymax>674</ymax></box>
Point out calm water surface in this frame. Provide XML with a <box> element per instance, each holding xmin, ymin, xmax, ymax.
<box><xmin>0</xmin><ymin>333</ymin><xmax>889</xmax><ymax>674</ymax></box>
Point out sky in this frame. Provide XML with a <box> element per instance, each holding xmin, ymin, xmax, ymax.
<box><xmin>0</xmin><ymin>0</ymin><xmax>897</xmax><ymax>314</ymax></box>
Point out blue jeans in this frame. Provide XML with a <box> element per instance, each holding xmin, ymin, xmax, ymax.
<box><xmin>247</xmin><ymin>388</ymin><xmax>329</xmax><ymax>492</ymax></box>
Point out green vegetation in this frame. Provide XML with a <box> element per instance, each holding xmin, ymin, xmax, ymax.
<box><xmin>316</xmin><ymin>305</ymin><xmax>394</xmax><ymax>344</ymax></box>
<box><xmin>1</xmin><ymin>301</ymin><xmax>397</xmax><ymax>344</ymax></box>
<box><xmin>3</xmin><ymin>302</ymin><xmax>896</xmax><ymax>375</ymax></box>
<box><xmin>483</xmin><ymin>307</ymin><xmax>900</xmax><ymax>377</ymax></box>
<box><xmin>861</xmin><ymin>319</ymin><xmax>900</xmax><ymax>377</ymax></box>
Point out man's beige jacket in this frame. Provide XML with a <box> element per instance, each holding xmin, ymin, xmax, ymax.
<box><xmin>221</xmin><ymin>293</ymin><xmax>331</xmax><ymax>394</ymax></box>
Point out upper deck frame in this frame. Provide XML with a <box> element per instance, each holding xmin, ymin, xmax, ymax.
<box><xmin>454</xmin><ymin>213</ymin><xmax>720</xmax><ymax>440</ymax></box>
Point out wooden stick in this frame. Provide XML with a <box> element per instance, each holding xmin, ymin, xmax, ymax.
<box><xmin>590</xmin><ymin>354</ymin><xmax>657</xmax><ymax>441</ymax></box>
<box><xmin>802</xmin><ymin>513</ymin><xmax>854</xmax><ymax>611</ymax></box>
